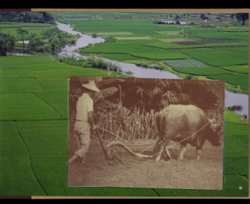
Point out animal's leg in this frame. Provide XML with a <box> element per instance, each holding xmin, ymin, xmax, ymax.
<box><xmin>178</xmin><ymin>143</ymin><xmax>187</xmax><ymax>160</ymax></box>
<box><xmin>196</xmin><ymin>138</ymin><xmax>204</xmax><ymax>160</ymax></box>
<box><xmin>153</xmin><ymin>138</ymin><xmax>162</xmax><ymax>153</ymax></box>
<box><xmin>156</xmin><ymin>145</ymin><xmax>164</xmax><ymax>162</ymax></box>
<box><xmin>196</xmin><ymin>148</ymin><xmax>201</xmax><ymax>160</ymax></box>
<box><xmin>156</xmin><ymin>138</ymin><xmax>170</xmax><ymax>162</ymax></box>
<box><xmin>165</xmin><ymin>146</ymin><xmax>172</xmax><ymax>159</ymax></box>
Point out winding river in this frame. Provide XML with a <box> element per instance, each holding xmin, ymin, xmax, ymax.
<box><xmin>56</xmin><ymin>22</ymin><xmax>248</xmax><ymax>116</ymax></box>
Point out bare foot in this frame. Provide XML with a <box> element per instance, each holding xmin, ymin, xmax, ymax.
<box><xmin>69</xmin><ymin>154</ymin><xmax>79</xmax><ymax>164</ymax></box>
<box><xmin>108</xmin><ymin>160</ymin><xmax>114</xmax><ymax>166</ymax></box>
<box><xmin>156</xmin><ymin>154</ymin><xmax>161</xmax><ymax>162</ymax></box>
<box><xmin>177</xmin><ymin>156</ymin><xmax>184</xmax><ymax>161</ymax></box>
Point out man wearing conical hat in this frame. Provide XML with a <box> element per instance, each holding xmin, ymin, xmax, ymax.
<box><xmin>69</xmin><ymin>80</ymin><xmax>102</xmax><ymax>164</ymax></box>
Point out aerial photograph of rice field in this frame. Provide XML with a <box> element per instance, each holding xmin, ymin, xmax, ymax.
<box><xmin>0</xmin><ymin>11</ymin><xmax>248</xmax><ymax>197</ymax></box>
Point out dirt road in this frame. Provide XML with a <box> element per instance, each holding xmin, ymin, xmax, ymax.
<box><xmin>68</xmin><ymin>137</ymin><xmax>223</xmax><ymax>190</ymax></box>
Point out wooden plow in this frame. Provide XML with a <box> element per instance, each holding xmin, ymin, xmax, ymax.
<box><xmin>94</xmin><ymin>121</ymin><xmax>211</xmax><ymax>163</ymax></box>
<box><xmin>94</xmin><ymin>125</ymin><xmax>161</xmax><ymax>161</ymax></box>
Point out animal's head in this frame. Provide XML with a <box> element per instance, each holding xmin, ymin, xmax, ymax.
<box><xmin>206</xmin><ymin>118</ymin><xmax>222</xmax><ymax>146</ymax></box>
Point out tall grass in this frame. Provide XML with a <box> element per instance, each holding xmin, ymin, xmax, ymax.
<box><xmin>94</xmin><ymin>104</ymin><xmax>158</xmax><ymax>141</ymax></box>
<box><xmin>87</xmin><ymin>55</ymin><xmax>121</xmax><ymax>72</ymax></box>
<box><xmin>58</xmin><ymin>55</ymin><xmax>121</xmax><ymax>72</ymax></box>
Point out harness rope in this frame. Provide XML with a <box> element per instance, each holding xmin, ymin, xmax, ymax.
<box><xmin>163</xmin><ymin>121</ymin><xmax>211</xmax><ymax>150</ymax></box>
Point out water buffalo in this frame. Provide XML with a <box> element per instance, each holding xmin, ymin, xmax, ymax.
<box><xmin>154</xmin><ymin>104</ymin><xmax>221</xmax><ymax>161</ymax></box>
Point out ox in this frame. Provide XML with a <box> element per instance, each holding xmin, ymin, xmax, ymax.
<box><xmin>154</xmin><ymin>104</ymin><xmax>221</xmax><ymax>161</ymax></box>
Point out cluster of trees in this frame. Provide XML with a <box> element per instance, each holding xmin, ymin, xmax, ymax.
<box><xmin>153</xmin><ymin>13</ymin><xmax>248</xmax><ymax>25</ymax></box>
<box><xmin>0</xmin><ymin>33</ymin><xmax>15</xmax><ymax>56</ymax></box>
<box><xmin>0</xmin><ymin>12</ymin><xmax>62</xmax><ymax>55</ymax></box>
<box><xmin>233</xmin><ymin>13</ymin><xmax>249</xmax><ymax>25</ymax></box>
<box><xmin>28</xmin><ymin>28</ymin><xmax>67</xmax><ymax>55</ymax></box>
<box><xmin>0</xmin><ymin>27</ymin><xmax>72</xmax><ymax>56</ymax></box>
<box><xmin>200</xmin><ymin>14</ymin><xmax>209</xmax><ymax>21</ymax></box>
<box><xmin>59</xmin><ymin>56</ymin><xmax>121</xmax><ymax>72</ymax></box>
<box><xmin>16</xmin><ymin>27</ymin><xmax>28</xmax><ymax>52</ymax></box>
<box><xmin>99</xmin><ymin>78</ymin><xmax>223</xmax><ymax>114</ymax></box>
<box><xmin>227</xmin><ymin>105</ymin><xmax>242</xmax><ymax>112</ymax></box>
<box><xmin>201</xmin><ymin>13</ymin><xmax>248</xmax><ymax>25</ymax></box>
<box><xmin>0</xmin><ymin>12</ymin><xmax>54</xmax><ymax>23</ymax></box>
<box><xmin>87</xmin><ymin>56</ymin><xmax>121</xmax><ymax>72</ymax></box>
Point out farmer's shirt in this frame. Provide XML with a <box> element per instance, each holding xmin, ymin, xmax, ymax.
<box><xmin>76</xmin><ymin>93</ymin><xmax>93</xmax><ymax>122</ymax></box>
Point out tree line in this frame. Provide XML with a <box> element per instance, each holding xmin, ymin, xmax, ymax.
<box><xmin>0</xmin><ymin>12</ymin><xmax>54</xmax><ymax>23</ymax></box>
<box><xmin>152</xmin><ymin>13</ymin><xmax>248</xmax><ymax>25</ymax></box>
<box><xmin>0</xmin><ymin>33</ymin><xmax>15</xmax><ymax>56</ymax></box>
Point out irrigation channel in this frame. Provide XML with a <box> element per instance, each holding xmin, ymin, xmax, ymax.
<box><xmin>56</xmin><ymin>22</ymin><xmax>248</xmax><ymax>116</ymax></box>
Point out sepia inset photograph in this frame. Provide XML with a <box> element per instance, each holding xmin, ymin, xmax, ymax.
<box><xmin>68</xmin><ymin>77</ymin><xmax>224</xmax><ymax>190</ymax></box>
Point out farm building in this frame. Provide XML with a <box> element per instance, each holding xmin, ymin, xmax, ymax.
<box><xmin>155</xmin><ymin>20</ymin><xmax>187</xmax><ymax>25</ymax></box>
<box><xmin>160</xmin><ymin>20</ymin><xmax>176</xmax><ymax>24</ymax></box>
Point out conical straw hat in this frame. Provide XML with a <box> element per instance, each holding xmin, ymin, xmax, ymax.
<box><xmin>82</xmin><ymin>80</ymin><xmax>100</xmax><ymax>93</ymax></box>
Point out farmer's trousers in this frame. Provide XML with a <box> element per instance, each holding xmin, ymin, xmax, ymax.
<box><xmin>74</xmin><ymin>121</ymin><xmax>90</xmax><ymax>158</ymax></box>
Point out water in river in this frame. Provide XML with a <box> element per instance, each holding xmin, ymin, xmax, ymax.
<box><xmin>56</xmin><ymin>22</ymin><xmax>248</xmax><ymax>116</ymax></box>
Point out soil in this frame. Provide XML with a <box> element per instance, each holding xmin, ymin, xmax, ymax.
<box><xmin>68</xmin><ymin>136</ymin><xmax>223</xmax><ymax>190</ymax></box>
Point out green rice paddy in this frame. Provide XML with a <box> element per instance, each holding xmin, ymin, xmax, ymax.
<box><xmin>165</xmin><ymin>59</ymin><xmax>209</xmax><ymax>67</ymax></box>
<box><xmin>181</xmin><ymin>48</ymin><xmax>248</xmax><ymax>67</ymax></box>
<box><xmin>74</xmin><ymin>17</ymin><xmax>248</xmax><ymax>93</ymax></box>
